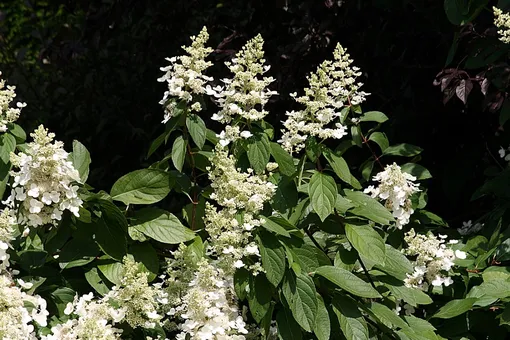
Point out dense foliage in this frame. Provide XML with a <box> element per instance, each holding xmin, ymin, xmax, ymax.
<box><xmin>2</xmin><ymin>0</ymin><xmax>510</xmax><ymax>339</ymax></box>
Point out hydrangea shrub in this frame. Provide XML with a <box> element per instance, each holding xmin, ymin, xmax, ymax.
<box><xmin>0</xmin><ymin>26</ymin><xmax>506</xmax><ymax>339</ymax></box>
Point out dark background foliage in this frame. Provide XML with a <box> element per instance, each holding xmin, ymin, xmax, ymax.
<box><xmin>0</xmin><ymin>0</ymin><xmax>501</xmax><ymax>225</ymax></box>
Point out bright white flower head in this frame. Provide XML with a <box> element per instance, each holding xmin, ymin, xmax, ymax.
<box><xmin>174</xmin><ymin>259</ymin><xmax>249</xmax><ymax>339</ymax></box>
<box><xmin>364</xmin><ymin>163</ymin><xmax>420</xmax><ymax>229</ymax></box>
<box><xmin>206</xmin><ymin>34</ymin><xmax>277</xmax><ymax>125</ymax></box>
<box><xmin>0</xmin><ymin>72</ymin><xmax>25</xmax><ymax>133</ymax></box>
<box><xmin>494</xmin><ymin>7</ymin><xmax>510</xmax><ymax>44</ymax></box>
<box><xmin>279</xmin><ymin>43</ymin><xmax>369</xmax><ymax>153</ymax></box>
<box><xmin>158</xmin><ymin>27</ymin><xmax>213</xmax><ymax>123</ymax></box>
<box><xmin>6</xmin><ymin>125</ymin><xmax>82</xmax><ymax>228</ymax></box>
<box><xmin>403</xmin><ymin>229</ymin><xmax>466</xmax><ymax>290</ymax></box>
<box><xmin>0</xmin><ymin>274</ymin><xmax>48</xmax><ymax>339</ymax></box>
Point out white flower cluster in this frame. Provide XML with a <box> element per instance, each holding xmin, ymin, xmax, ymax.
<box><xmin>172</xmin><ymin>259</ymin><xmax>249</xmax><ymax>340</ymax></box>
<box><xmin>206</xmin><ymin>34</ymin><xmax>277</xmax><ymax>125</ymax></box>
<box><xmin>403</xmin><ymin>229</ymin><xmax>466</xmax><ymax>290</ymax></box>
<box><xmin>0</xmin><ymin>72</ymin><xmax>26</xmax><ymax>133</ymax></box>
<box><xmin>158</xmin><ymin>27</ymin><xmax>213</xmax><ymax>123</ymax></box>
<box><xmin>5</xmin><ymin>125</ymin><xmax>82</xmax><ymax>228</ymax></box>
<box><xmin>499</xmin><ymin>145</ymin><xmax>510</xmax><ymax>162</ymax></box>
<box><xmin>43</xmin><ymin>257</ymin><xmax>168</xmax><ymax>340</ymax></box>
<box><xmin>0</xmin><ymin>274</ymin><xmax>49</xmax><ymax>339</ymax></box>
<box><xmin>0</xmin><ymin>208</ymin><xmax>16</xmax><ymax>270</ymax></box>
<box><xmin>364</xmin><ymin>163</ymin><xmax>420</xmax><ymax>229</ymax></box>
<box><xmin>206</xmin><ymin>146</ymin><xmax>276</xmax><ymax>273</ymax></box>
<box><xmin>279</xmin><ymin>43</ymin><xmax>369</xmax><ymax>154</ymax></box>
<box><xmin>494</xmin><ymin>7</ymin><xmax>510</xmax><ymax>44</ymax></box>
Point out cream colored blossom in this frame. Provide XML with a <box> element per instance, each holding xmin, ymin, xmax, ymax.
<box><xmin>0</xmin><ymin>72</ymin><xmax>25</xmax><ymax>133</ymax></box>
<box><xmin>158</xmin><ymin>27</ymin><xmax>213</xmax><ymax>123</ymax></box>
<box><xmin>494</xmin><ymin>7</ymin><xmax>510</xmax><ymax>43</ymax></box>
<box><xmin>206</xmin><ymin>34</ymin><xmax>277</xmax><ymax>124</ymax></box>
<box><xmin>404</xmin><ymin>229</ymin><xmax>466</xmax><ymax>290</ymax></box>
<box><xmin>0</xmin><ymin>209</ymin><xmax>16</xmax><ymax>270</ymax></box>
<box><xmin>279</xmin><ymin>43</ymin><xmax>368</xmax><ymax>153</ymax></box>
<box><xmin>6</xmin><ymin>125</ymin><xmax>82</xmax><ymax>228</ymax></box>
<box><xmin>364</xmin><ymin>163</ymin><xmax>420</xmax><ymax>229</ymax></box>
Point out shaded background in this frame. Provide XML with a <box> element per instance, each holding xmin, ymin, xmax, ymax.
<box><xmin>0</xmin><ymin>0</ymin><xmax>499</xmax><ymax>224</ymax></box>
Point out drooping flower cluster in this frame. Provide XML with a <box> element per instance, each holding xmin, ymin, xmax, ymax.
<box><xmin>158</xmin><ymin>27</ymin><xmax>213</xmax><ymax>123</ymax></box>
<box><xmin>403</xmin><ymin>229</ymin><xmax>466</xmax><ymax>290</ymax></box>
<box><xmin>6</xmin><ymin>125</ymin><xmax>82</xmax><ymax>228</ymax></box>
<box><xmin>43</xmin><ymin>257</ymin><xmax>168</xmax><ymax>340</ymax></box>
<box><xmin>494</xmin><ymin>7</ymin><xmax>510</xmax><ymax>44</ymax></box>
<box><xmin>206</xmin><ymin>34</ymin><xmax>277</xmax><ymax>124</ymax></box>
<box><xmin>364</xmin><ymin>163</ymin><xmax>420</xmax><ymax>229</ymax></box>
<box><xmin>279</xmin><ymin>43</ymin><xmax>369</xmax><ymax>154</ymax></box>
<box><xmin>205</xmin><ymin>146</ymin><xmax>276</xmax><ymax>273</ymax></box>
<box><xmin>172</xmin><ymin>259</ymin><xmax>249</xmax><ymax>340</ymax></box>
<box><xmin>0</xmin><ymin>72</ymin><xmax>26</xmax><ymax>132</ymax></box>
<box><xmin>458</xmin><ymin>220</ymin><xmax>483</xmax><ymax>236</ymax></box>
<box><xmin>0</xmin><ymin>274</ymin><xmax>49</xmax><ymax>339</ymax></box>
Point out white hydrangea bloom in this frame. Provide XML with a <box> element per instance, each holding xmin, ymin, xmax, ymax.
<box><xmin>6</xmin><ymin>125</ymin><xmax>82</xmax><ymax>228</ymax></box>
<box><xmin>364</xmin><ymin>163</ymin><xmax>420</xmax><ymax>229</ymax></box>
<box><xmin>0</xmin><ymin>72</ymin><xmax>26</xmax><ymax>133</ymax></box>
<box><xmin>494</xmin><ymin>7</ymin><xmax>510</xmax><ymax>44</ymax></box>
<box><xmin>174</xmin><ymin>259</ymin><xmax>249</xmax><ymax>340</ymax></box>
<box><xmin>43</xmin><ymin>257</ymin><xmax>168</xmax><ymax>339</ymax></box>
<box><xmin>0</xmin><ymin>274</ymin><xmax>48</xmax><ymax>339</ymax></box>
<box><xmin>206</xmin><ymin>34</ymin><xmax>277</xmax><ymax>125</ymax></box>
<box><xmin>158</xmin><ymin>27</ymin><xmax>213</xmax><ymax>123</ymax></box>
<box><xmin>279</xmin><ymin>43</ymin><xmax>369</xmax><ymax>153</ymax></box>
<box><xmin>0</xmin><ymin>209</ymin><xmax>16</xmax><ymax>270</ymax></box>
<box><xmin>403</xmin><ymin>229</ymin><xmax>466</xmax><ymax>290</ymax></box>
<box><xmin>205</xmin><ymin>146</ymin><xmax>276</xmax><ymax>274</ymax></box>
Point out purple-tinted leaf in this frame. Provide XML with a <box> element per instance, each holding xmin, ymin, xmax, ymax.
<box><xmin>481</xmin><ymin>78</ymin><xmax>489</xmax><ymax>96</ymax></box>
<box><xmin>455</xmin><ymin>79</ymin><xmax>473</xmax><ymax>104</ymax></box>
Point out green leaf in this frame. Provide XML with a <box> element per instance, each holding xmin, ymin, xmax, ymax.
<box><xmin>270</xmin><ymin>142</ymin><xmax>296</xmax><ymax>176</ymax></box>
<box><xmin>172</xmin><ymin>135</ymin><xmax>187</xmax><ymax>172</ymax></box>
<box><xmin>432</xmin><ymin>298</ymin><xmax>477</xmax><ymax>319</ymax></box>
<box><xmin>314</xmin><ymin>295</ymin><xmax>331</xmax><ymax>340</ymax></box>
<box><xmin>70</xmin><ymin>140</ymin><xmax>91</xmax><ymax>183</ymax></box>
<box><xmin>96</xmin><ymin>200</ymin><xmax>128</xmax><ymax>261</ymax></box>
<box><xmin>261</xmin><ymin>217</ymin><xmax>291</xmax><ymax>238</ymax></box>
<box><xmin>111</xmin><ymin>169</ymin><xmax>172</xmax><ymax>205</ymax></box>
<box><xmin>282</xmin><ymin>272</ymin><xmax>318</xmax><ymax>332</ymax></box>
<box><xmin>315</xmin><ymin>266</ymin><xmax>381</xmax><ymax>298</ymax></box>
<box><xmin>0</xmin><ymin>133</ymin><xmax>15</xmax><ymax>165</ymax></box>
<box><xmin>384</xmin><ymin>281</ymin><xmax>433</xmax><ymax>307</ymax></box>
<box><xmin>360</xmin><ymin>111</ymin><xmax>388</xmax><ymax>123</ymax></box>
<box><xmin>344</xmin><ymin>190</ymin><xmax>394</xmax><ymax>225</ymax></box>
<box><xmin>333</xmin><ymin>295</ymin><xmax>369</xmax><ymax>340</ymax></box>
<box><xmin>84</xmin><ymin>267</ymin><xmax>110</xmax><ymax>296</ymax></box>
<box><xmin>129</xmin><ymin>242</ymin><xmax>159</xmax><ymax>281</ymax></box>
<box><xmin>98</xmin><ymin>261</ymin><xmax>124</xmax><ymax>285</ymax></box>
<box><xmin>383</xmin><ymin>144</ymin><xmax>423</xmax><ymax>157</ymax></box>
<box><xmin>305</xmin><ymin>136</ymin><xmax>322</xmax><ymax>162</ymax></box>
<box><xmin>132</xmin><ymin>208</ymin><xmax>195</xmax><ymax>244</ymax></box>
<box><xmin>368</xmin><ymin>132</ymin><xmax>389</xmax><ymax>152</ymax></box>
<box><xmin>309</xmin><ymin>172</ymin><xmax>337</xmax><ymax>221</ymax></box>
<box><xmin>247</xmin><ymin>133</ymin><xmax>271</xmax><ymax>174</ymax></box>
<box><xmin>276</xmin><ymin>308</ymin><xmax>303</xmax><ymax>340</ymax></box>
<box><xmin>147</xmin><ymin>130</ymin><xmax>169</xmax><ymax>159</ymax></box>
<box><xmin>248</xmin><ymin>275</ymin><xmax>273</xmax><ymax>323</ymax></box>
<box><xmin>367</xmin><ymin>302</ymin><xmax>408</xmax><ymax>329</ymax></box>
<box><xmin>58</xmin><ymin>237</ymin><xmax>99</xmax><ymax>265</ymax></box>
<box><xmin>345</xmin><ymin>224</ymin><xmax>386</xmax><ymax>266</ymax></box>
<box><xmin>351</xmin><ymin>125</ymin><xmax>363</xmax><ymax>147</ymax></box>
<box><xmin>375</xmin><ymin>245</ymin><xmax>414</xmax><ymax>280</ymax></box>
<box><xmin>401</xmin><ymin>163</ymin><xmax>432</xmax><ymax>180</ymax></box>
<box><xmin>7</xmin><ymin>123</ymin><xmax>26</xmax><ymax>143</ymax></box>
<box><xmin>186</xmin><ymin>113</ymin><xmax>206</xmax><ymax>149</ymax></box>
<box><xmin>258</xmin><ymin>232</ymin><xmax>286</xmax><ymax>287</ymax></box>
<box><xmin>323</xmin><ymin>149</ymin><xmax>361</xmax><ymax>189</ymax></box>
